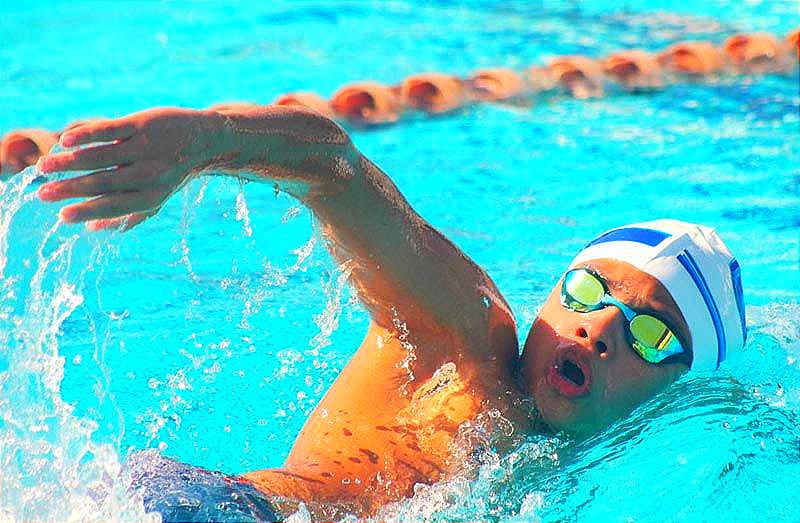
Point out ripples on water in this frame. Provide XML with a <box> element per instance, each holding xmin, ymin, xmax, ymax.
<box><xmin>2</xmin><ymin>1</ymin><xmax>799</xmax><ymax>522</ymax></box>
<box><xmin>2</xmin><ymin>129</ymin><xmax>798</xmax><ymax>523</ymax></box>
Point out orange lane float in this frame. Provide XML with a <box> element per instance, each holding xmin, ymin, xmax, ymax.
<box><xmin>465</xmin><ymin>68</ymin><xmax>527</xmax><ymax>102</ymax></box>
<box><xmin>604</xmin><ymin>50</ymin><xmax>664</xmax><ymax>92</ymax></box>
<box><xmin>547</xmin><ymin>56</ymin><xmax>604</xmax><ymax>98</ymax></box>
<box><xmin>2</xmin><ymin>31</ymin><xmax>794</xmax><ymax>152</ymax></box>
<box><xmin>786</xmin><ymin>28</ymin><xmax>800</xmax><ymax>62</ymax></box>
<box><xmin>524</xmin><ymin>66</ymin><xmax>558</xmax><ymax>93</ymax></box>
<box><xmin>330</xmin><ymin>82</ymin><xmax>403</xmax><ymax>125</ymax></box>
<box><xmin>723</xmin><ymin>33</ymin><xmax>789</xmax><ymax>73</ymax></box>
<box><xmin>657</xmin><ymin>41</ymin><xmax>723</xmax><ymax>75</ymax></box>
<box><xmin>0</xmin><ymin>129</ymin><xmax>59</xmax><ymax>176</ymax></box>
<box><xmin>273</xmin><ymin>92</ymin><xmax>335</xmax><ymax>118</ymax></box>
<box><xmin>399</xmin><ymin>73</ymin><xmax>466</xmax><ymax>114</ymax></box>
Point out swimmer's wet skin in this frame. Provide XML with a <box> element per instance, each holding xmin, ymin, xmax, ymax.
<box><xmin>35</xmin><ymin>106</ymin><xmax>746</xmax><ymax>521</ymax></box>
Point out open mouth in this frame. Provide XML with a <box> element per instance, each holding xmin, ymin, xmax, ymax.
<box><xmin>547</xmin><ymin>350</ymin><xmax>592</xmax><ymax>398</ymax></box>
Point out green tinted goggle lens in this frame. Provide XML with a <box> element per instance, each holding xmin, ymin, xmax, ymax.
<box><xmin>561</xmin><ymin>269</ymin><xmax>685</xmax><ymax>364</ymax></box>
<box><xmin>564</xmin><ymin>269</ymin><xmax>605</xmax><ymax>308</ymax></box>
<box><xmin>629</xmin><ymin>314</ymin><xmax>683</xmax><ymax>362</ymax></box>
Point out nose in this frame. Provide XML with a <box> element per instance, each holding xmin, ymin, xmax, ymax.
<box><xmin>573</xmin><ymin>306</ymin><xmax>627</xmax><ymax>360</ymax></box>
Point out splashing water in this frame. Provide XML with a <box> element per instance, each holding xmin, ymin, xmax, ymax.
<box><xmin>0</xmin><ymin>167</ymin><xmax>153</xmax><ymax>521</ymax></box>
<box><xmin>3</xmin><ymin>2</ymin><xmax>800</xmax><ymax>521</ymax></box>
<box><xmin>0</xmin><ymin>165</ymin><xmax>346</xmax><ymax>521</ymax></box>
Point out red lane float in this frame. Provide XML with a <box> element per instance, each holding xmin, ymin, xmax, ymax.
<box><xmin>330</xmin><ymin>82</ymin><xmax>403</xmax><ymax>125</ymax></box>
<box><xmin>657</xmin><ymin>41</ymin><xmax>723</xmax><ymax>75</ymax></box>
<box><xmin>4</xmin><ymin>30</ymin><xmax>796</xmax><ymax>151</ymax></box>
<box><xmin>0</xmin><ymin>129</ymin><xmax>59</xmax><ymax>176</ymax></box>
<box><xmin>524</xmin><ymin>66</ymin><xmax>558</xmax><ymax>93</ymax></box>
<box><xmin>400</xmin><ymin>73</ymin><xmax>466</xmax><ymax>113</ymax></box>
<box><xmin>547</xmin><ymin>56</ymin><xmax>604</xmax><ymax>98</ymax></box>
<box><xmin>604</xmin><ymin>50</ymin><xmax>663</xmax><ymax>91</ymax></box>
<box><xmin>787</xmin><ymin>28</ymin><xmax>800</xmax><ymax>62</ymax></box>
<box><xmin>723</xmin><ymin>33</ymin><xmax>789</xmax><ymax>73</ymax></box>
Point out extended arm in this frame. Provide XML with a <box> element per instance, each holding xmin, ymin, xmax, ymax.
<box><xmin>38</xmin><ymin>106</ymin><xmax>516</xmax><ymax>369</ymax></box>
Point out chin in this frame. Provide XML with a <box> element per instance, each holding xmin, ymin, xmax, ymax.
<box><xmin>529</xmin><ymin>373</ymin><xmax>609</xmax><ymax>436</ymax></box>
<box><xmin>533</xmin><ymin>385</ymin><xmax>583</xmax><ymax>433</ymax></box>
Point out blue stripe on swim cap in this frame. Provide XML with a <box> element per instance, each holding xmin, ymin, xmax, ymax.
<box><xmin>678</xmin><ymin>250</ymin><xmax>726</xmax><ymax>369</ymax></box>
<box><xmin>585</xmin><ymin>227</ymin><xmax>671</xmax><ymax>248</ymax></box>
<box><xmin>729</xmin><ymin>259</ymin><xmax>747</xmax><ymax>343</ymax></box>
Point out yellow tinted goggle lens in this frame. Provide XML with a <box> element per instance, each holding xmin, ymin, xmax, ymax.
<box><xmin>630</xmin><ymin>314</ymin><xmax>681</xmax><ymax>355</ymax></box>
<box><xmin>564</xmin><ymin>270</ymin><xmax>605</xmax><ymax>307</ymax></box>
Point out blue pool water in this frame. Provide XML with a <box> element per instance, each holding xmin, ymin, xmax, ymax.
<box><xmin>1</xmin><ymin>1</ymin><xmax>798</xmax><ymax>521</ymax></box>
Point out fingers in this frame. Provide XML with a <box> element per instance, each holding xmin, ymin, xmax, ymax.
<box><xmin>38</xmin><ymin>137</ymin><xmax>139</xmax><ymax>173</ymax></box>
<box><xmin>59</xmin><ymin>190</ymin><xmax>163</xmax><ymax>224</ymax></box>
<box><xmin>38</xmin><ymin>163</ymin><xmax>156</xmax><ymax>202</ymax></box>
<box><xmin>86</xmin><ymin>210</ymin><xmax>155</xmax><ymax>232</ymax></box>
<box><xmin>59</xmin><ymin>119</ymin><xmax>138</xmax><ymax>148</ymax></box>
<box><xmin>62</xmin><ymin>118</ymin><xmax>106</xmax><ymax>134</ymax></box>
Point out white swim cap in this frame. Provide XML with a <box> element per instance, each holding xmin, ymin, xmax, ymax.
<box><xmin>568</xmin><ymin>219</ymin><xmax>746</xmax><ymax>371</ymax></box>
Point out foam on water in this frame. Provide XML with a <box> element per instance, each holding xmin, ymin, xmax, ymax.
<box><xmin>0</xmin><ymin>167</ymin><xmax>150</xmax><ymax>521</ymax></box>
<box><xmin>2</xmin><ymin>148</ymin><xmax>799</xmax><ymax>522</ymax></box>
<box><xmin>2</xmin><ymin>1</ymin><xmax>799</xmax><ymax>522</ymax></box>
<box><xmin>0</xmin><ymin>166</ymin><xmax>344</xmax><ymax>521</ymax></box>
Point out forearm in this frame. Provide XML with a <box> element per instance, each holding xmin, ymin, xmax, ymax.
<box><xmin>39</xmin><ymin>105</ymin><xmax>514</xmax><ymax>364</ymax></box>
<box><xmin>207</xmin><ymin>105</ymin><xmax>358</xmax><ymax>199</ymax></box>
<box><xmin>208</xmin><ymin>106</ymin><xmax>510</xmax><ymax>344</ymax></box>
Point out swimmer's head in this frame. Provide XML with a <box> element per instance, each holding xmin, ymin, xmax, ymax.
<box><xmin>519</xmin><ymin>219</ymin><xmax>746</xmax><ymax>436</ymax></box>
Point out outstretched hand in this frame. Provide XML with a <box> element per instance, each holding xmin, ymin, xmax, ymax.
<box><xmin>37</xmin><ymin>107</ymin><xmax>222</xmax><ymax>231</ymax></box>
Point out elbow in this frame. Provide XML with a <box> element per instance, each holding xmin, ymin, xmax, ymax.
<box><xmin>272</xmin><ymin>106</ymin><xmax>361</xmax><ymax>175</ymax></box>
<box><xmin>287</xmin><ymin>105</ymin><xmax>352</xmax><ymax>147</ymax></box>
<box><xmin>211</xmin><ymin>103</ymin><xmax>361</xmax><ymax>197</ymax></box>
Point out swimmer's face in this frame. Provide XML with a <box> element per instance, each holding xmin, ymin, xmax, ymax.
<box><xmin>518</xmin><ymin>259</ymin><xmax>690</xmax><ymax>436</ymax></box>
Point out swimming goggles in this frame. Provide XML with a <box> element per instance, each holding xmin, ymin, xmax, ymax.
<box><xmin>560</xmin><ymin>268</ymin><xmax>688</xmax><ymax>364</ymax></box>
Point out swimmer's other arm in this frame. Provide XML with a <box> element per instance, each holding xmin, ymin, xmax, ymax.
<box><xmin>37</xmin><ymin>106</ymin><xmax>516</xmax><ymax>369</ymax></box>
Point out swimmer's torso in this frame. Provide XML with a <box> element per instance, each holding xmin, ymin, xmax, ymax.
<box><xmin>244</xmin><ymin>316</ymin><xmax>526</xmax><ymax>518</ymax></box>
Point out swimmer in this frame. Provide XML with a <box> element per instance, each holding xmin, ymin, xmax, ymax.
<box><xmin>657</xmin><ymin>41</ymin><xmax>724</xmax><ymax>76</ymax></box>
<box><xmin>603</xmin><ymin>50</ymin><xmax>664</xmax><ymax>92</ymax></box>
<box><xmin>35</xmin><ymin>105</ymin><xmax>746</xmax><ymax>521</ymax></box>
<box><xmin>330</xmin><ymin>81</ymin><xmax>403</xmax><ymax>125</ymax></box>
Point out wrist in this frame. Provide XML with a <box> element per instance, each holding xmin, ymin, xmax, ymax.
<box><xmin>195</xmin><ymin>109</ymin><xmax>235</xmax><ymax>171</ymax></box>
